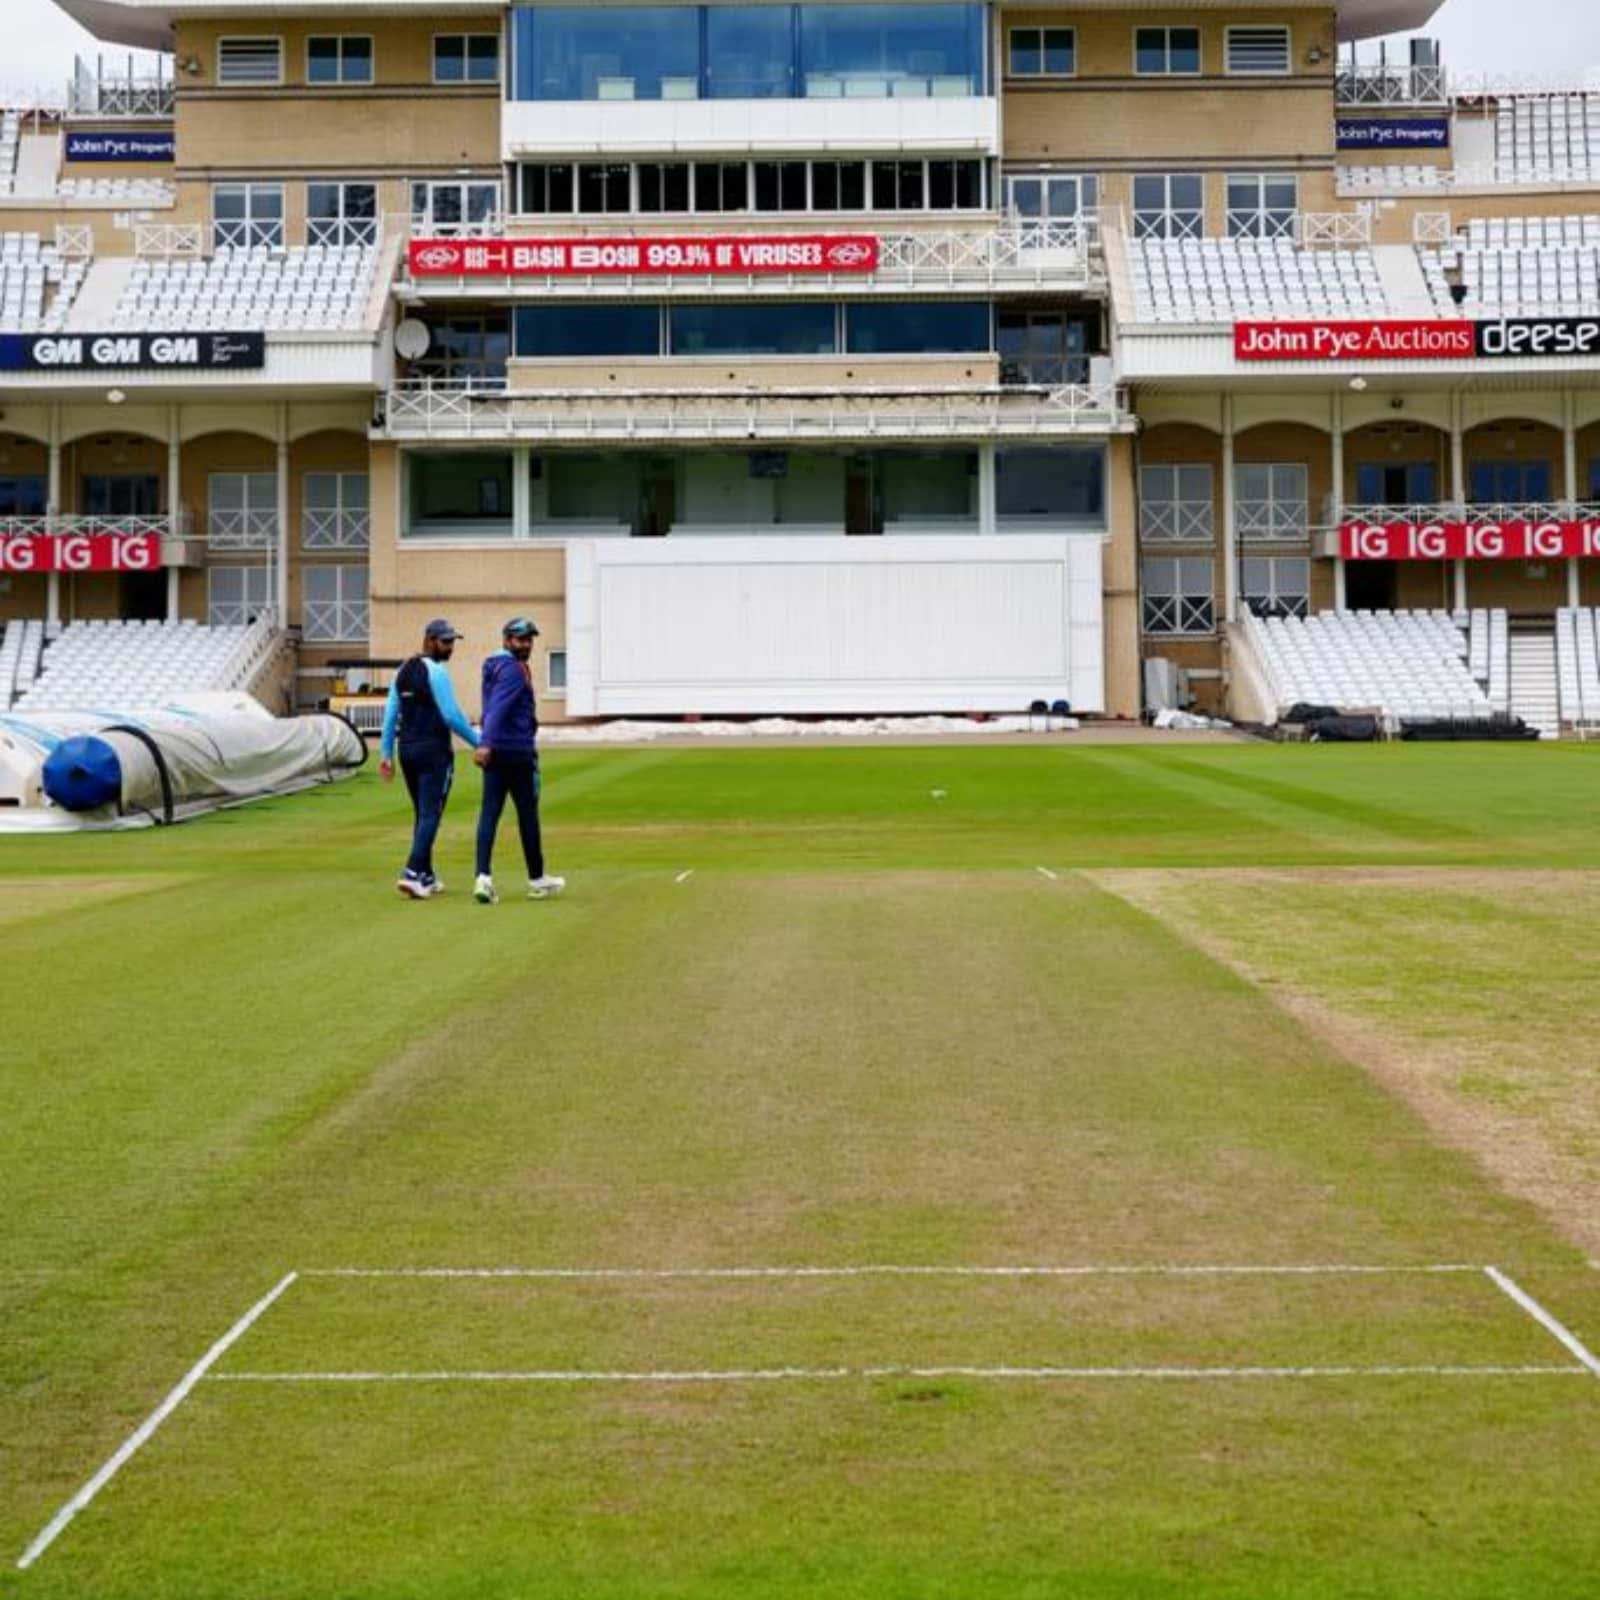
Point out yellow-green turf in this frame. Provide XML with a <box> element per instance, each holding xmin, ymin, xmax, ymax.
<box><xmin>3</xmin><ymin>743</ymin><xmax>1600</xmax><ymax>1598</ymax></box>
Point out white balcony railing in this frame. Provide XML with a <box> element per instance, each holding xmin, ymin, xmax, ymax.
<box><xmin>302</xmin><ymin>600</ymin><xmax>371</xmax><ymax>642</ymax></box>
<box><xmin>1297</xmin><ymin>210</ymin><xmax>1373</xmax><ymax>247</ymax></box>
<box><xmin>380</xmin><ymin>378</ymin><xmax>1129</xmax><ymax>442</ymax></box>
<box><xmin>208</xmin><ymin>509</ymin><xmax>278</xmax><ymax>550</ymax></box>
<box><xmin>1139</xmin><ymin>502</ymin><xmax>1214</xmax><ymax>543</ymax></box>
<box><xmin>0</xmin><ymin>512</ymin><xmax>189</xmax><ymax>540</ymax></box>
<box><xmin>1335</xmin><ymin>63</ymin><xmax>1449</xmax><ymax>107</ymax></box>
<box><xmin>53</xmin><ymin>225</ymin><xmax>94</xmax><ymax>259</ymax></box>
<box><xmin>1336</xmin><ymin>500</ymin><xmax>1600</xmax><ymax>527</ymax></box>
<box><xmin>302</xmin><ymin>508</ymin><xmax>371</xmax><ymax>549</ymax></box>
<box><xmin>69</xmin><ymin>58</ymin><xmax>176</xmax><ymax>119</ymax></box>
<box><xmin>308</xmin><ymin>217</ymin><xmax>380</xmax><ymax>249</ymax></box>
<box><xmin>1237</xmin><ymin>500</ymin><xmax>1310</xmax><ymax>543</ymax></box>
<box><xmin>135</xmin><ymin>223</ymin><xmax>206</xmax><ymax>258</ymax></box>
<box><xmin>401</xmin><ymin>221</ymin><xmax>1102</xmax><ymax>297</ymax></box>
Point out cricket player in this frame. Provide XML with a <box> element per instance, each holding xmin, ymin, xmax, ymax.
<box><xmin>379</xmin><ymin>617</ymin><xmax>480</xmax><ymax>899</ymax></box>
<box><xmin>472</xmin><ymin>615</ymin><xmax>565</xmax><ymax>904</ymax></box>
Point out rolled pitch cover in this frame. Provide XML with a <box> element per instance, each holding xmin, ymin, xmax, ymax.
<box><xmin>41</xmin><ymin>735</ymin><xmax>124</xmax><ymax>812</ymax></box>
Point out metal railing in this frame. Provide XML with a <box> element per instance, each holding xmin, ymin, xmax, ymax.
<box><xmin>1297</xmin><ymin>210</ymin><xmax>1373</xmax><ymax>247</ymax></box>
<box><xmin>308</xmin><ymin>217</ymin><xmax>380</xmax><ymax>249</ymax></box>
<box><xmin>1335</xmin><ymin>63</ymin><xmax>1449</xmax><ymax>107</ymax></box>
<box><xmin>0</xmin><ymin>512</ymin><xmax>189</xmax><ymax>539</ymax></box>
<box><xmin>1226</xmin><ymin>209</ymin><xmax>1298</xmax><ymax>242</ymax></box>
<box><xmin>53</xmin><ymin>225</ymin><xmax>93</xmax><ymax>259</ymax></box>
<box><xmin>1413</xmin><ymin>211</ymin><xmax>1454</xmax><ymax>245</ymax></box>
<box><xmin>1237</xmin><ymin>500</ymin><xmax>1310</xmax><ymax>543</ymax></box>
<box><xmin>207</xmin><ymin>509</ymin><xmax>279</xmax><ymax>550</ymax></box>
<box><xmin>302</xmin><ymin>507</ymin><xmax>371</xmax><ymax>549</ymax></box>
<box><xmin>135</xmin><ymin>222</ymin><xmax>205</xmax><ymax>258</ymax></box>
<box><xmin>213</xmin><ymin>221</ymin><xmax>285</xmax><ymax>252</ymax></box>
<box><xmin>1139</xmin><ymin>502</ymin><xmax>1214</xmax><ymax>543</ymax></box>
<box><xmin>301</xmin><ymin>599</ymin><xmax>370</xmax><ymax>642</ymax></box>
<box><xmin>380</xmin><ymin>377</ymin><xmax>1129</xmax><ymax>441</ymax></box>
<box><xmin>1143</xmin><ymin>596</ymin><xmax>1216</xmax><ymax>637</ymax></box>
<box><xmin>68</xmin><ymin>73</ymin><xmax>175</xmax><ymax>119</ymax></box>
<box><xmin>1336</xmin><ymin>500</ymin><xmax>1600</xmax><ymax>527</ymax></box>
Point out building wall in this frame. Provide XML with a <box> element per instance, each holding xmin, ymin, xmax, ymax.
<box><xmin>507</xmin><ymin>355</ymin><xmax>1001</xmax><ymax>392</ymax></box>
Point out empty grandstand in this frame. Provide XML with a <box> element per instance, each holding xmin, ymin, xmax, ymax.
<box><xmin>1128</xmin><ymin>238</ymin><xmax>1388</xmax><ymax>323</ymax></box>
<box><xmin>113</xmin><ymin>245</ymin><xmax>380</xmax><ymax>333</ymax></box>
<box><xmin>8</xmin><ymin>619</ymin><xmax>283</xmax><ymax>713</ymax></box>
<box><xmin>1420</xmin><ymin>216</ymin><xmax>1600</xmax><ymax>313</ymax></box>
<box><xmin>0</xmin><ymin>232</ymin><xmax>86</xmax><ymax>331</ymax></box>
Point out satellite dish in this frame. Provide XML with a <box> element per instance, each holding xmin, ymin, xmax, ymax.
<box><xmin>394</xmin><ymin>318</ymin><xmax>431</xmax><ymax>360</ymax></box>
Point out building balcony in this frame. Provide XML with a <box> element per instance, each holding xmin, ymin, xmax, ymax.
<box><xmin>378</xmin><ymin>377</ymin><xmax>1131</xmax><ymax>443</ymax></box>
<box><xmin>1335</xmin><ymin>63</ymin><xmax>1449</xmax><ymax>108</ymax></box>
<box><xmin>401</xmin><ymin>222</ymin><xmax>1103</xmax><ymax>300</ymax></box>
<box><xmin>1316</xmin><ymin>500</ymin><xmax>1600</xmax><ymax>557</ymax></box>
<box><xmin>0</xmin><ymin>511</ymin><xmax>200</xmax><ymax>570</ymax></box>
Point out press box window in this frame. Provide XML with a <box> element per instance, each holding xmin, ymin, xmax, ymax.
<box><xmin>844</xmin><ymin>301</ymin><xmax>990</xmax><ymax>355</ymax></box>
<box><xmin>218</xmin><ymin>38</ymin><xmax>283</xmax><ymax>85</ymax></box>
<box><xmin>996</xmin><ymin>447</ymin><xmax>1104</xmax><ymax>523</ymax></box>
<box><xmin>515</xmin><ymin>305</ymin><xmax>661</xmax><ymax>358</ymax></box>
<box><xmin>307</xmin><ymin>37</ymin><xmax>373</xmax><ymax>84</ymax></box>
<box><xmin>1134</xmin><ymin>27</ymin><xmax>1200</xmax><ymax>76</ymax></box>
<box><xmin>1008</xmin><ymin>28</ymin><xmax>1074</xmax><ymax>77</ymax></box>
<box><xmin>406</xmin><ymin>453</ymin><xmax>514</xmax><ymax>537</ymax></box>
<box><xmin>435</xmin><ymin>35</ymin><xmax>501</xmax><ymax>83</ymax></box>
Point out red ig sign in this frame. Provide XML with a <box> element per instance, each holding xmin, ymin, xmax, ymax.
<box><xmin>0</xmin><ymin>534</ymin><xmax>163</xmax><ymax>573</ymax></box>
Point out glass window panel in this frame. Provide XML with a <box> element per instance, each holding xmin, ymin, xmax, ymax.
<box><xmin>517</xmin><ymin>6</ymin><xmax>698</xmax><ymax>101</ymax></box>
<box><xmin>1134</xmin><ymin>28</ymin><xmax>1166</xmax><ymax>73</ymax></box>
<box><xmin>707</xmin><ymin>6</ymin><xmax>793</xmax><ymax>98</ymax></box>
<box><xmin>434</xmin><ymin>36</ymin><xmax>466</xmax><ymax>81</ymax></box>
<box><xmin>522</xmin><ymin>166</ymin><xmax>550</xmax><ymax>212</ymax></box>
<box><xmin>813</xmin><ymin>163</ymin><xmax>840</xmax><ymax>210</ymax></box>
<box><xmin>1043</xmin><ymin>28</ymin><xmax>1073</xmax><ymax>73</ymax></box>
<box><xmin>344</xmin><ymin>36</ymin><xmax>374</xmax><ymax>80</ymax></box>
<box><xmin>1170</xmin><ymin>27</ymin><xmax>1200</xmax><ymax>72</ymax></box>
<box><xmin>669</xmin><ymin>302</ymin><xmax>837</xmax><ymax>356</ymax></box>
<box><xmin>845</xmin><ymin>300</ymin><xmax>990</xmax><ymax>354</ymax></box>
<box><xmin>307</xmin><ymin>182</ymin><xmax>339</xmax><ymax>220</ymax></box>
<box><xmin>467</xmin><ymin>35</ymin><xmax>500</xmax><ymax>79</ymax></box>
<box><xmin>799</xmin><ymin>5</ymin><xmax>985</xmax><ymax>98</ymax></box>
<box><xmin>407</xmin><ymin>452</ymin><xmax>514</xmax><ymax>534</ymax></box>
<box><xmin>954</xmin><ymin>159</ymin><xmax>981</xmax><ymax>208</ymax></box>
<box><xmin>1009</xmin><ymin>29</ymin><xmax>1042</xmax><ymax>76</ymax></box>
<box><xmin>308</xmin><ymin>37</ymin><xmax>341</xmax><ymax>83</ymax></box>
<box><xmin>996</xmin><ymin>447</ymin><xmax>1104</xmax><ymax>521</ymax></box>
<box><xmin>515</xmin><ymin>304</ymin><xmax>660</xmax><ymax>357</ymax></box>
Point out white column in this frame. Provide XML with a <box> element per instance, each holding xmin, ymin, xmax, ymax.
<box><xmin>275</xmin><ymin>405</ymin><xmax>290</xmax><ymax>623</ymax></box>
<box><xmin>1331</xmin><ymin>391</ymin><xmax>1345</xmax><ymax>612</ymax></box>
<box><xmin>1564</xmin><ymin>390</ymin><xmax>1580</xmax><ymax>609</ymax></box>
<box><xmin>1221</xmin><ymin>394</ymin><xmax>1237</xmax><ymax>624</ymax></box>
<box><xmin>512</xmin><ymin>444</ymin><xmax>531</xmax><ymax>539</ymax></box>
<box><xmin>1450</xmin><ymin>391</ymin><xmax>1467</xmax><ymax>613</ymax></box>
<box><xmin>167</xmin><ymin>405</ymin><xmax>181</xmax><ymax>621</ymax></box>
<box><xmin>977</xmin><ymin>444</ymin><xmax>996</xmax><ymax>535</ymax></box>
<box><xmin>46</xmin><ymin>404</ymin><xmax>61</xmax><ymax>627</ymax></box>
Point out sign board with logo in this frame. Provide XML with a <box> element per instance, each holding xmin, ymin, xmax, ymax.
<box><xmin>0</xmin><ymin>332</ymin><xmax>266</xmax><ymax>373</ymax></box>
<box><xmin>409</xmin><ymin>236</ymin><xmax>881</xmax><ymax>277</ymax></box>
<box><xmin>1341</xmin><ymin>520</ymin><xmax>1600</xmax><ymax>561</ymax></box>
<box><xmin>1234</xmin><ymin>318</ymin><xmax>1600</xmax><ymax>362</ymax></box>
<box><xmin>1335</xmin><ymin>117</ymin><xmax>1450</xmax><ymax>150</ymax></box>
<box><xmin>64</xmin><ymin>130</ymin><xmax>176</xmax><ymax>164</ymax></box>
<box><xmin>0</xmin><ymin>534</ymin><xmax>163</xmax><ymax>573</ymax></box>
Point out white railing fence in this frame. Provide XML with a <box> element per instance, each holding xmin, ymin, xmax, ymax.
<box><xmin>1297</xmin><ymin>210</ymin><xmax>1373</xmax><ymax>247</ymax></box>
<box><xmin>1139</xmin><ymin>502</ymin><xmax>1214</xmax><ymax>543</ymax></box>
<box><xmin>302</xmin><ymin>507</ymin><xmax>371</xmax><ymax>549</ymax></box>
<box><xmin>135</xmin><ymin>222</ymin><xmax>205</xmax><ymax>258</ymax></box>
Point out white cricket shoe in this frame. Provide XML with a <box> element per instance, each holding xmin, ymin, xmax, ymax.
<box><xmin>528</xmin><ymin>875</ymin><xmax>566</xmax><ymax>899</ymax></box>
<box><xmin>474</xmin><ymin>874</ymin><xmax>499</xmax><ymax>904</ymax></box>
<box><xmin>397</xmin><ymin>871</ymin><xmax>432</xmax><ymax>900</ymax></box>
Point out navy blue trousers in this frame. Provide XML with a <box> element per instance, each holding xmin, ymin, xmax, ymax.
<box><xmin>476</xmin><ymin>752</ymin><xmax>544</xmax><ymax>879</ymax></box>
<box><xmin>399</xmin><ymin>746</ymin><xmax>454</xmax><ymax>878</ymax></box>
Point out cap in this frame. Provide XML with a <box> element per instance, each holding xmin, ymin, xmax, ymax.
<box><xmin>502</xmin><ymin>615</ymin><xmax>540</xmax><ymax>639</ymax></box>
<box><xmin>423</xmin><ymin>618</ymin><xmax>461</xmax><ymax>641</ymax></box>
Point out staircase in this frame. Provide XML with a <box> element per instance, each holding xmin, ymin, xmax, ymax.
<box><xmin>1509</xmin><ymin>628</ymin><xmax>1560</xmax><ymax>738</ymax></box>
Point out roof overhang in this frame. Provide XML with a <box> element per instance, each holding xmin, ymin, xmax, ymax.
<box><xmin>49</xmin><ymin>0</ymin><xmax>499</xmax><ymax>52</ymax></box>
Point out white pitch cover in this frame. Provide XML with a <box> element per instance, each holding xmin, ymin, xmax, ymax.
<box><xmin>565</xmin><ymin>534</ymin><xmax>1105</xmax><ymax>717</ymax></box>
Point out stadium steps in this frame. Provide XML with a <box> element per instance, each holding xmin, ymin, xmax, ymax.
<box><xmin>65</xmin><ymin>257</ymin><xmax>137</xmax><ymax>331</ymax></box>
<box><xmin>1371</xmin><ymin>243</ymin><xmax>1433</xmax><ymax>311</ymax></box>
<box><xmin>11</xmin><ymin>133</ymin><xmax>59</xmax><ymax>200</ymax></box>
<box><xmin>1508</xmin><ymin>629</ymin><xmax>1561</xmax><ymax>738</ymax></box>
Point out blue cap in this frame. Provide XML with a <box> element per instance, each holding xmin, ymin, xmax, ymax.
<box><xmin>502</xmin><ymin>616</ymin><xmax>540</xmax><ymax>638</ymax></box>
<box><xmin>423</xmin><ymin>618</ymin><xmax>460</xmax><ymax>641</ymax></box>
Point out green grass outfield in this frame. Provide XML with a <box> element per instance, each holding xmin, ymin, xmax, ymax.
<box><xmin>3</xmin><ymin>742</ymin><xmax>1600</xmax><ymax>1599</ymax></box>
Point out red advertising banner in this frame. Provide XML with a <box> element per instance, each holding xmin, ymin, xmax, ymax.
<box><xmin>0</xmin><ymin>534</ymin><xmax>162</xmax><ymax>573</ymax></box>
<box><xmin>1234</xmin><ymin>320</ymin><xmax>1476</xmax><ymax>361</ymax></box>
<box><xmin>408</xmin><ymin>235</ymin><xmax>880</xmax><ymax>277</ymax></box>
<box><xmin>1341</xmin><ymin>520</ymin><xmax>1600</xmax><ymax>561</ymax></box>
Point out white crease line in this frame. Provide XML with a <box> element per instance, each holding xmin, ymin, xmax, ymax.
<box><xmin>1034</xmin><ymin>866</ymin><xmax>1060</xmax><ymax>882</ymax></box>
<box><xmin>208</xmin><ymin>1364</ymin><xmax>1585</xmax><ymax>1385</ymax></box>
<box><xmin>16</xmin><ymin>1271</ymin><xmax>298</xmax><ymax>1572</ymax></box>
<box><xmin>300</xmin><ymin>1263</ymin><xmax>1486</xmax><ymax>1281</ymax></box>
<box><xmin>1484</xmin><ymin>1266</ymin><xmax>1600</xmax><ymax>1378</ymax></box>
<box><xmin>674</xmin><ymin>870</ymin><xmax>694</xmax><ymax>885</ymax></box>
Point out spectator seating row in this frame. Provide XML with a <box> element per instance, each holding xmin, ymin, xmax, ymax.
<box><xmin>1129</xmin><ymin>237</ymin><xmax>1388</xmax><ymax>323</ymax></box>
<box><xmin>16</xmin><ymin>619</ymin><xmax>254</xmax><ymax>712</ymax></box>
<box><xmin>112</xmin><ymin>245</ymin><xmax>379</xmax><ymax>333</ymax></box>
<box><xmin>0</xmin><ymin>231</ymin><xmax>86</xmax><ymax>333</ymax></box>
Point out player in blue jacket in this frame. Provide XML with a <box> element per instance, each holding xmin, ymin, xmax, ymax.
<box><xmin>472</xmin><ymin>615</ymin><xmax>565</xmax><ymax>904</ymax></box>
<box><xmin>379</xmin><ymin>617</ymin><xmax>480</xmax><ymax>899</ymax></box>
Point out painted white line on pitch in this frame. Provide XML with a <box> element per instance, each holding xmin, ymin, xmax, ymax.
<box><xmin>300</xmin><ymin>1262</ymin><xmax>1485</xmax><ymax>1281</ymax></box>
<box><xmin>208</xmin><ymin>1363</ymin><xmax>1585</xmax><ymax>1386</ymax></box>
<box><xmin>1484</xmin><ymin>1266</ymin><xmax>1600</xmax><ymax>1378</ymax></box>
<box><xmin>675</xmin><ymin>870</ymin><xmax>694</xmax><ymax>885</ymax></box>
<box><xmin>16</xmin><ymin>1271</ymin><xmax>298</xmax><ymax>1572</ymax></box>
<box><xmin>1034</xmin><ymin>866</ymin><xmax>1060</xmax><ymax>882</ymax></box>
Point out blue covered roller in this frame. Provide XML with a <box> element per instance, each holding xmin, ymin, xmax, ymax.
<box><xmin>42</xmin><ymin>736</ymin><xmax>125</xmax><ymax>812</ymax></box>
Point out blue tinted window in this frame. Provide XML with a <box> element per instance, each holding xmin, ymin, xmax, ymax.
<box><xmin>996</xmin><ymin>447</ymin><xmax>1104</xmax><ymax>521</ymax></box>
<box><xmin>0</xmin><ymin>475</ymin><xmax>45</xmax><ymax>516</ymax></box>
<box><xmin>800</xmin><ymin>5</ymin><xmax>985</xmax><ymax>96</ymax></box>
<box><xmin>670</xmin><ymin>302</ymin><xmax>837</xmax><ymax>355</ymax></box>
<box><xmin>707</xmin><ymin>7</ymin><xmax>794</xmax><ymax>98</ymax></box>
<box><xmin>845</xmin><ymin>300</ymin><xmax>990</xmax><ymax>353</ymax></box>
<box><xmin>514</xmin><ymin>7</ymin><xmax>699</xmax><ymax>101</ymax></box>
<box><xmin>515</xmin><ymin>305</ymin><xmax>661</xmax><ymax>357</ymax></box>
